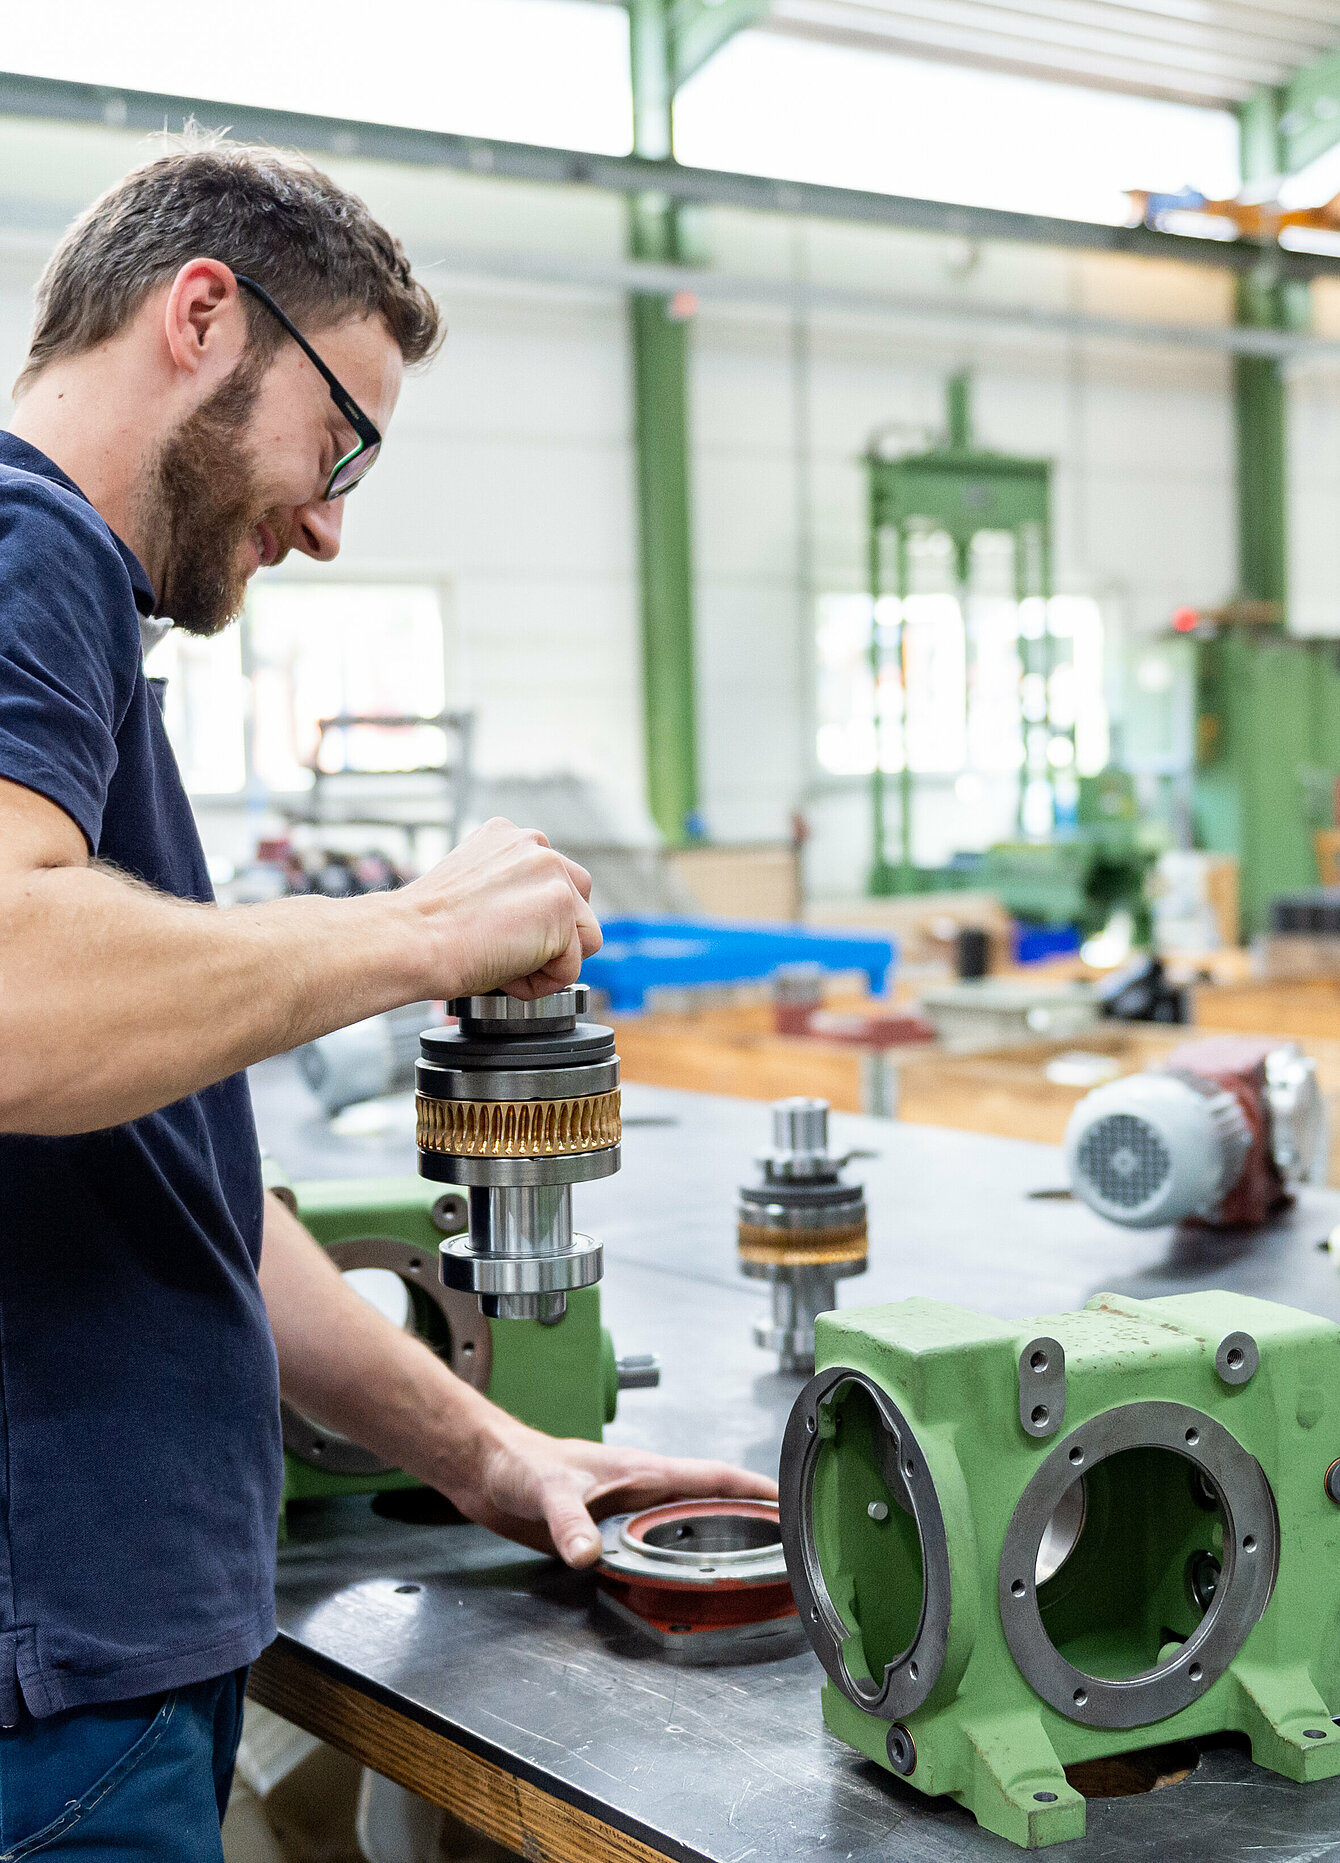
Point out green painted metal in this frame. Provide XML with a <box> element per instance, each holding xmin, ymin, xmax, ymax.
<box><xmin>281</xmin><ymin>1177</ymin><xmax>617</xmax><ymax>1523</ymax></box>
<box><xmin>1276</xmin><ymin>57</ymin><xmax>1340</xmax><ymax>176</ymax></box>
<box><xmin>624</xmin><ymin>0</ymin><xmax>768</xmax><ymax>843</ymax></box>
<box><xmin>866</xmin><ymin>376</ymin><xmax>1053</xmax><ymax>894</ymax></box>
<box><xmin>629</xmin><ymin>286</ymin><xmax>699</xmax><ymax>845</ymax></box>
<box><xmin>1193</xmin><ymin>627</ymin><xmax>1340</xmax><ymax>933</ymax></box>
<box><xmin>802</xmin><ymin>1290</ymin><xmax>1340</xmax><ymax>1847</ymax></box>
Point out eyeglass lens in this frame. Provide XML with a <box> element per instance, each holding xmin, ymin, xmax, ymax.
<box><xmin>329</xmin><ymin>442</ymin><xmax>380</xmax><ymax>498</ymax></box>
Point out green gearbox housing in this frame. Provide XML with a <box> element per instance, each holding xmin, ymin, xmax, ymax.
<box><xmin>280</xmin><ymin>1177</ymin><xmax>620</xmax><ymax>1530</ymax></box>
<box><xmin>780</xmin><ymin>1289</ymin><xmax>1340</xmax><ymax>1848</ymax></box>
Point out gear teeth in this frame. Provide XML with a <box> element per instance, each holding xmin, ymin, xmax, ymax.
<box><xmin>417</xmin><ymin>1089</ymin><xmax>621</xmax><ymax>1158</ymax></box>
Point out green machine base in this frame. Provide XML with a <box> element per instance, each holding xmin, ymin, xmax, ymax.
<box><xmin>780</xmin><ymin>1290</ymin><xmax>1340</xmax><ymax>1847</ymax></box>
<box><xmin>281</xmin><ymin>1177</ymin><xmax>620</xmax><ymax>1530</ymax></box>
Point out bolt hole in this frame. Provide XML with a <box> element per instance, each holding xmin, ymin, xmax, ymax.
<box><xmin>810</xmin><ymin>1606</ymin><xmax>819</xmax><ymax>1623</ymax></box>
<box><xmin>1305</xmin><ymin>1729</ymin><xmax>1328</xmax><ymax>1740</ymax></box>
<box><xmin>1188</xmin><ymin>1662</ymin><xmax>1203</xmax><ymax>1682</ymax></box>
<box><xmin>1011</xmin><ymin>1579</ymin><xmax>1026</xmax><ymax>1598</ymax></box>
<box><xmin>394</xmin><ymin>1584</ymin><xmax>420</xmax><ymax>1595</ymax></box>
<box><xmin>1227</xmin><ymin>1347</ymin><xmax>1245</xmax><ymax>1370</ymax></box>
<box><xmin>1068</xmin><ymin>1446</ymin><xmax>1084</xmax><ymax>1465</ymax></box>
<box><xmin>1030</xmin><ymin>1350</ymin><xmax>1049</xmax><ymax>1372</ymax></box>
<box><xmin>1073</xmin><ymin>1689</ymin><xmax>1088</xmax><ymax>1707</ymax></box>
<box><xmin>1031</xmin><ymin>1405</ymin><xmax>1049</xmax><ymax>1427</ymax></box>
<box><xmin>1185</xmin><ymin>1428</ymin><xmax>1199</xmax><ymax>1446</ymax></box>
<box><xmin>409</xmin><ymin>1258</ymin><xmax>422</xmax><ymax>1271</ymax></box>
<box><xmin>1243</xmin><ymin>1534</ymin><xmax>1257</xmax><ymax>1552</ymax></box>
<box><xmin>909</xmin><ymin>1661</ymin><xmax>919</xmax><ymax>1680</ymax></box>
<box><xmin>1034</xmin><ymin>1791</ymin><xmax>1059</xmax><ymax>1803</ymax></box>
<box><xmin>806</xmin><ymin>1416</ymin><xmax>816</xmax><ymax>1434</ymax></box>
<box><xmin>904</xmin><ymin>1458</ymin><xmax>914</xmax><ymax>1476</ymax></box>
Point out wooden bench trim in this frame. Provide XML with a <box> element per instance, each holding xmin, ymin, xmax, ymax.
<box><xmin>247</xmin><ymin>1639</ymin><xmax>679</xmax><ymax>1863</ymax></box>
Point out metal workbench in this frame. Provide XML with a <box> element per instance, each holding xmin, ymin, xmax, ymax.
<box><xmin>250</xmin><ymin>1056</ymin><xmax>1340</xmax><ymax>1861</ymax></box>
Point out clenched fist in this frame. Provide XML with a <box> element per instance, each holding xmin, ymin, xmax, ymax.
<box><xmin>397</xmin><ymin>817</ymin><xmax>603</xmax><ymax>1002</ymax></box>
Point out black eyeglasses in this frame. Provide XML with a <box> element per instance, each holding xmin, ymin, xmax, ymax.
<box><xmin>235</xmin><ymin>274</ymin><xmax>382</xmax><ymax>499</ymax></box>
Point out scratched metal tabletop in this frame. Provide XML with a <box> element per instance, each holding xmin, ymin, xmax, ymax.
<box><xmin>253</xmin><ymin>1053</ymin><xmax>1340</xmax><ymax>1862</ymax></box>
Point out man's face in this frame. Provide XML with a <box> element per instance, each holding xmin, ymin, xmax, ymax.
<box><xmin>152</xmin><ymin>312</ymin><xmax>403</xmax><ymax>637</ymax></box>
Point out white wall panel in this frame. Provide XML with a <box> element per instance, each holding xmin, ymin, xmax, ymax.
<box><xmin>0</xmin><ymin>141</ymin><xmax>1294</xmax><ymax>903</ymax></box>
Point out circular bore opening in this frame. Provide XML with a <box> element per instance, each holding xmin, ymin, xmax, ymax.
<box><xmin>1226</xmin><ymin>1347</ymin><xmax>1245</xmax><ymax>1372</ymax></box>
<box><xmin>1185</xmin><ymin>1428</ymin><xmax>1200</xmax><ymax>1447</ymax></box>
<box><xmin>1034</xmin><ymin>1791</ymin><xmax>1058</xmax><ymax>1803</ymax></box>
<box><xmin>340</xmin><ymin>1268</ymin><xmax>452</xmax><ymax>1360</ymax></box>
<box><xmin>1305</xmin><ymin>1729</ymin><xmax>1328</xmax><ymax>1740</ymax></box>
<box><xmin>1242</xmin><ymin>1534</ymin><xmax>1256</xmax><ymax>1552</ymax></box>
<box><xmin>1034</xmin><ymin>1446</ymin><xmax>1226</xmax><ymax>1683</ymax></box>
<box><xmin>1030</xmin><ymin>1350</ymin><xmax>1049</xmax><ymax>1373</ymax></box>
<box><xmin>640</xmin><ymin>1515</ymin><xmax>780</xmax><ymax>1555</ymax></box>
<box><xmin>1032</xmin><ymin>1405</ymin><xmax>1050</xmax><ymax>1428</ymax></box>
<box><xmin>343</xmin><ymin>1267</ymin><xmax>411</xmax><ymax>1329</ymax></box>
<box><xmin>1036</xmin><ymin>1478</ymin><xmax>1087</xmax><ymax>1586</ymax></box>
<box><xmin>812</xmin><ymin>1382</ymin><xmax>925</xmax><ymax>1694</ymax></box>
<box><xmin>1069</xmin><ymin>1446</ymin><xmax>1084</xmax><ymax>1466</ymax></box>
<box><xmin>1011</xmin><ymin>1579</ymin><xmax>1027</xmax><ymax>1599</ymax></box>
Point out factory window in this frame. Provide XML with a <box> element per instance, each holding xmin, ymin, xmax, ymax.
<box><xmin>148</xmin><ymin>583</ymin><xmax>448</xmax><ymax>797</ymax></box>
<box><xmin>815</xmin><ymin>592</ymin><xmax>1107</xmax><ymax>780</ymax></box>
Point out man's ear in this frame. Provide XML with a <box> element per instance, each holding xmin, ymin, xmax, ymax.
<box><xmin>162</xmin><ymin>260</ymin><xmax>246</xmax><ymax>380</ymax></box>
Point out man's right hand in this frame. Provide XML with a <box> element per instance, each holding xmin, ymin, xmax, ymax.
<box><xmin>397</xmin><ymin>817</ymin><xmax>603</xmax><ymax>1002</ymax></box>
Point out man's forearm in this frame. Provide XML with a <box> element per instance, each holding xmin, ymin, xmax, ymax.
<box><xmin>259</xmin><ymin>1192</ymin><xmax>777</xmax><ymax>1567</ymax></box>
<box><xmin>0</xmin><ymin>863</ymin><xmax>423</xmax><ymax>1134</ymax></box>
<box><xmin>0</xmin><ymin>799</ymin><xmax>599</xmax><ymax>1137</ymax></box>
<box><xmin>258</xmin><ymin>1189</ymin><xmax>509</xmax><ymax>1503</ymax></box>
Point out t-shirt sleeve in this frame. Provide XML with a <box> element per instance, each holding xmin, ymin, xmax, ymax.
<box><xmin>0</xmin><ymin>479</ymin><xmax>140</xmax><ymax>850</ymax></box>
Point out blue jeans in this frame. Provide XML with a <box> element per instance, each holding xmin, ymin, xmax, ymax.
<box><xmin>0</xmin><ymin>1669</ymin><xmax>246</xmax><ymax>1859</ymax></box>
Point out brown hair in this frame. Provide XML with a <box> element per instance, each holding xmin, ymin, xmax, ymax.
<box><xmin>16</xmin><ymin>129</ymin><xmax>443</xmax><ymax>395</ymax></box>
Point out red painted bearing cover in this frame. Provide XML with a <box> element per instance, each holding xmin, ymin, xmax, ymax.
<box><xmin>596</xmin><ymin>1499</ymin><xmax>797</xmax><ymax>1635</ymax></box>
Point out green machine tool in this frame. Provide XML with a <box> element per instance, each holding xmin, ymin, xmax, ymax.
<box><xmin>780</xmin><ymin>1289</ymin><xmax>1340</xmax><ymax>1848</ymax></box>
<box><xmin>278</xmin><ymin>985</ymin><xmax>658</xmax><ymax>1528</ymax></box>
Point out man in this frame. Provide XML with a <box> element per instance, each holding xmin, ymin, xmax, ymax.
<box><xmin>0</xmin><ymin>138</ymin><xmax>771</xmax><ymax>1856</ymax></box>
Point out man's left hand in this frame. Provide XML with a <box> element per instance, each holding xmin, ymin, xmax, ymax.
<box><xmin>458</xmin><ymin>1421</ymin><xmax>777</xmax><ymax>1567</ymax></box>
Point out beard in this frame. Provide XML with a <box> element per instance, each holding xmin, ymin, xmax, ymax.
<box><xmin>146</xmin><ymin>354</ymin><xmax>281</xmax><ymax>639</ymax></box>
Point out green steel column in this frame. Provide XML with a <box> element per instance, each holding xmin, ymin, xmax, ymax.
<box><xmin>1234</xmin><ymin>271</ymin><xmax>1289</xmax><ymax>611</ymax></box>
<box><xmin>1233</xmin><ymin>93</ymin><xmax>1293</xmax><ymax>613</ymax></box>
<box><xmin>627</xmin><ymin>0</ymin><xmax>697</xmax><ymax>844</ymax></box>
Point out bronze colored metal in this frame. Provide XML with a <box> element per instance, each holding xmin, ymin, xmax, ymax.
<box><xmin>737</xmin><ymin>1222</ymin><xmax>869</xmax><ymax>1268</ymax></box>
<box><xmin>417</xmin><ymin>1089</ymin><xmax>622</xmax><ymax>1159</ymax></box>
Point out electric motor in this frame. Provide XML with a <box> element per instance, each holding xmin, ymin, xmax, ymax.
<box><xmin>1066</xmin><ymin>1035</ymin><xmax>1323</xmax><ymax>1230</ymax></box>
<box><xmin>416</xmin><ymin>986</ymin><xmax>619</xmax><ymax>1322</ymax></box>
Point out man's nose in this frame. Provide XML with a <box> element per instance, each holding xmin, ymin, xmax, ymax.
<box><xmin>294</xmin><ymin>496</ymin><xmax>344</xmax><ymax>563</ymax></box>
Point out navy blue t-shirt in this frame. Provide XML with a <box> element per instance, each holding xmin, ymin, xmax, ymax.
<box><xmin>0</xmin><ymin>431</ymin><xmax>282</xmax><ymax>1719</ymax></box>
